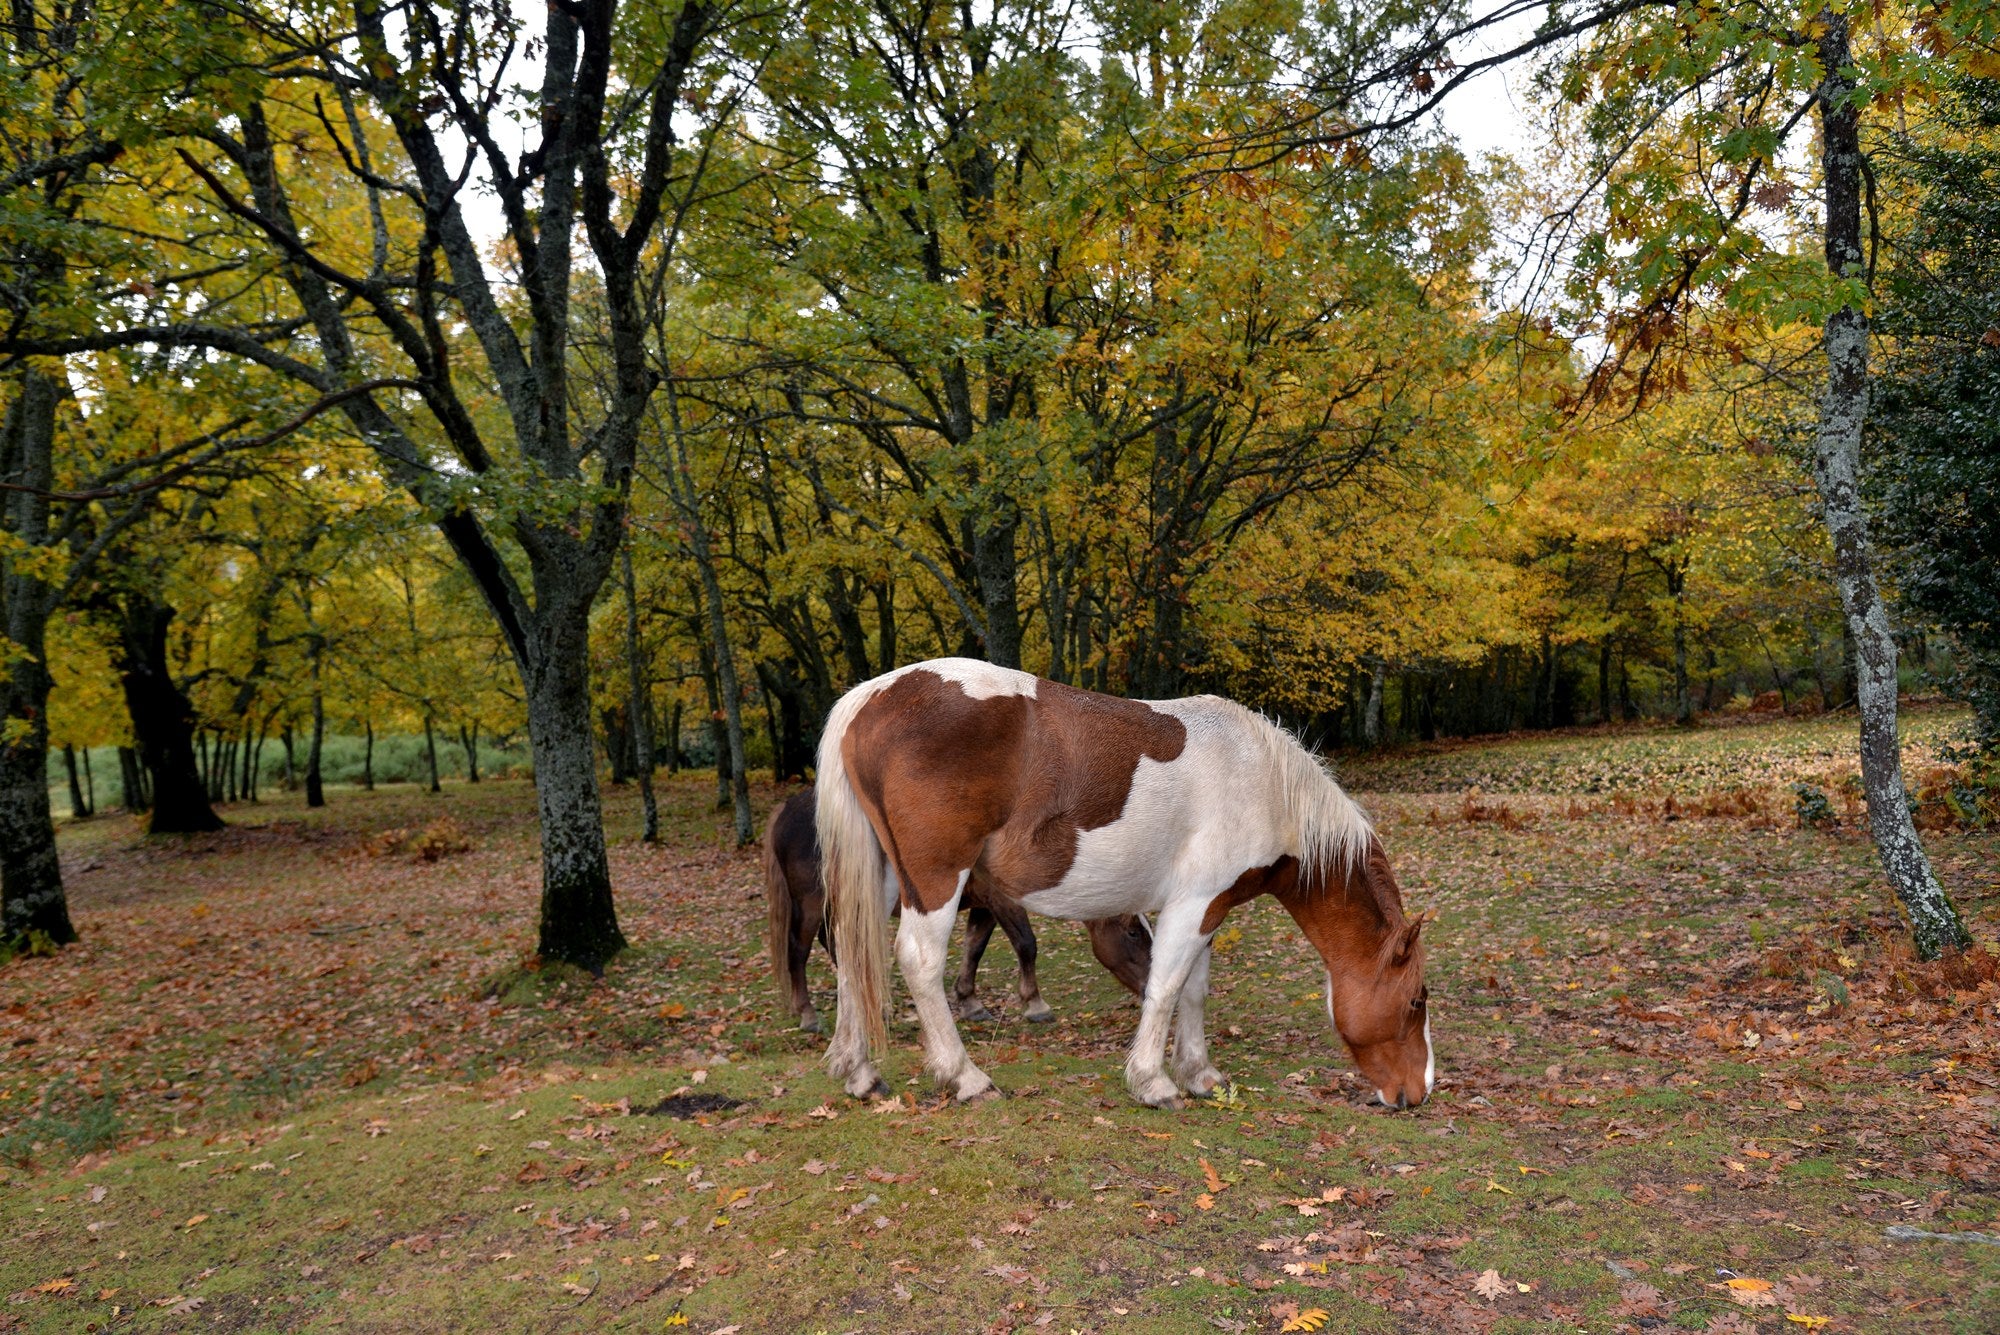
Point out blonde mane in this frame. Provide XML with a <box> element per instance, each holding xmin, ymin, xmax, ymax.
<box><xmin>1227</xmin><ymin>702</ymin><xmax>1375</xmax><ymax>882</ymax></box>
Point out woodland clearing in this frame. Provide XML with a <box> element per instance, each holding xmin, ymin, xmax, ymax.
<box><xmin>2</xmin><ymin>708</ymin><xmax>1997</xmax><ymax>1333</ymax></box>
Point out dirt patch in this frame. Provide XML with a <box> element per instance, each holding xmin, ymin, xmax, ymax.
<box><xmin>637</xmin><ymin>1093</ymin><xmax>745</xmax><ymax>1118</ymax></box>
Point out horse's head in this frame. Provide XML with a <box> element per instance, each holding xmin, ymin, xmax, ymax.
<box><xmin>1326</xmin><ymin>911</ymin><xmax>1432</xmax><ymax>1110</ymax></box>
<box><xmin>1279</xmin><ymin>838</ymin><xmax>1435</xmax><ymax>1110</ymax></box>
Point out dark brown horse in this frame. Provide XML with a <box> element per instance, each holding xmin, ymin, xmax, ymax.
<box><xmin>763</xmin><ymin>787</ymin><xmax>1152</xmax><ymax>1033</ymax></box>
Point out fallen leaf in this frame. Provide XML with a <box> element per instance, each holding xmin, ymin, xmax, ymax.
<box><xmin>182</xmin><ymin>1215</ymin><xmax>208</xmax><ymax>1230</ymax></box>
<box><xmin>1280</xmin><ymin>1309</ymin><xmax>1330</xmax><ymax>1332</ymax></box>
<box><xmin>1785</xmin><ymin>1317</ymin><xmax>1830</xmax><ymax>1330</ymax></box>
<box><xmin>33</xmin><ymin>1277</ymin><xmax>75</xmax><ymax>1295</ymax></box>
<box><xmin>1201</xmin><ymin>1158</ymin><xmax>1225</xmax><ymax>1194</ymax></box>
<box><xmin>1473</xmin><ymin>1269</ymin><xmax>1509</xmax><ymax>1301</ymax></box>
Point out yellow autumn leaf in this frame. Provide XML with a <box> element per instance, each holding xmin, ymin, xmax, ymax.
<box><xmin>183</xmin><ymin>1214</ymin><xmax>208</xmax><ymax>1230</ymax></box>
<box><xmin>1194</xmin><ymin>1192</ymin><xmax>1215</xmax><ymax>1210</ymax></box>
<box><xmin>1785</xmin><ymin>1317</ymin><xmax>1830</xmax><ymax>1330</ymax></box>
<box><xmin>1281</xmin><ymin>1309</ymin><xmax>1330</xmax><ymax>1332</ymax></box>
<box><xmin>1726</xmin><ymin>1278</ymin><xmax>1773</xmax><ymax>1292</ymax></box>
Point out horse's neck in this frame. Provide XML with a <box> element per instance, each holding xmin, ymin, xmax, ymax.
<box><xmin>1272</xmin><ymin>862</ymin><xmax>1394</xmax><ymax>972</ymax></box>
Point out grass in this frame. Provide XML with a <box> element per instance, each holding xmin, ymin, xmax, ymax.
<box><xmin>3</xmin><ymin>709</ymin><xmax>1998</xmax><ymax>1332</ymax></box>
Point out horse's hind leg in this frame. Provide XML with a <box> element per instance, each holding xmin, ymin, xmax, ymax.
<box><xmin>826</xmin><ymin>872</ymin><xmax>895</xmax><ymax>1100</ymax></box>
<box><xmin>1168</xmin><ymin>943</ymin><xmax>1225</xmax><ymax>1097</ymax></box>
<box><xmin>790</xmin><ymin>886</ymin><xmax>822</xmax><ymax>1033</ymax></box>
<box><xmin>953</xmin><ymin>908</ymin><xmax>999</xmax><ymax>1023</ymax></box>
<box><xmin>897</xmin><ymin>874</ymin><xmax>996</xmax><ymax>1101</ymax></box>
<box><xmin>992</xmin><ymin>903</ymin><xmax>1054</xmax><ymax>1023</ymax></box>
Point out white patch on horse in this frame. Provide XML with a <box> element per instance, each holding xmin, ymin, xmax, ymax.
<box><xmin>920</xmin><ymin>657</ymin><xmax>1038</xmax><ymax>700</ymax></box>
<box><xmin>1021</xmin><ymin>697</ymin><xmax>1290</xmax><ymax>921</ymax></box>
<box><xmin>1422</xmin><ymin>1013</ymin><xmax>1435</xmax><ymax>1097</ymax></box>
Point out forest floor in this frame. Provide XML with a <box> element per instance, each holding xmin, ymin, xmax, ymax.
<box><xmin>3</xmin><ymin>706</ymin><xmax>1998</xmax><ymax>1334</ymax></box>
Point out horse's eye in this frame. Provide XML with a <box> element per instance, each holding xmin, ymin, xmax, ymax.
<box><xmin>1410</xmin><ymin>987</ymin><xmax>1428</xmax><ymax>1011</ymax></box>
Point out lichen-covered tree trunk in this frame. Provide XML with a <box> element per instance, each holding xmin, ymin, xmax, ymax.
<box><xmin>526</xmin><ymin>606</ymin><xmax>625</xmax><ymax>971</ymax></box>
<box><xmin>1</xmin><ymin>371</ymin><xmax>77</xmax><ymax>945</ymax></box>
<box><xmin>1813</xmin><ymin>14</ymin><xmax>1969</xmax><ymax>960</ymax></box>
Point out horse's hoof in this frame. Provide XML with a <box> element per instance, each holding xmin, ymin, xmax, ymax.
<box><xmin>1022</xmin><ymin>1006</ymin><xmax>1055</xmax><ymax>1024</ymax></box>
<box><xmin>798</xmin><ymin>1012</ymin><xmax>822</xmax><ymax>1035</ymax></box>
<box><xmin>958</xmin><ymin>1004</ymin><xmax>995</xmax><ymax>1024</ymax></box>
<box><xmin>865</xmin><ymin>1077</ymin><xmax>891</xmax><ymax>1100</ymax></box>
<box><xmin>959</xmin><ymin>1084</ymin><xmax>1005</xmax><ymax>1104</ymax></box>
<box><xmin>1179</xmin><ymin>1068</ymin><xmax>1225</xmax><ymax>1097</ymax></box>
<box><xmin>1143</xmin><ymin>1093</ymin><xmax>1185</xmax><ymax>1112</ymax></box>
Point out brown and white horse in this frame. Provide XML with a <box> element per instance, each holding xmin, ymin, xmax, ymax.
<box><xmin>816</xmin><ymin>658</ymin><xmax>1434</xmax><ymax>1110</ymax></box>
<box><xmin>764</xmin><ymin>787</ymin><xmax>1153</xmax><ymax>1032</ymax></box>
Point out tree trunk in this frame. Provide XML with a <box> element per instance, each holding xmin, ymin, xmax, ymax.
<box><xmin>1362</xmin><ymin>660</ymin><xmax>1387</xmax><ymax>747</ymax></box>
<box><xmin>525</xmin><ymin>607</ymin><xmax>626</xmax><ymax>972</ymax></box>
<box><xmin>620</xmin><ymin>544</ymin><xmax>659</xmax><ymax>842</ymax></box>
<box><xmin>1667</xmin><ymin>563</ymin><xmax>1693</xmax><ymax>725</ymax></box>
<box><xmin>0</xmin><ymin>388</ymin><xmax>72</xmax><ymax>940</ymax></box>
<box><xmin>699</xmin><ymin>637</ymin><xmax>729</xmax><ymax>809</ymax></box>
<box><xmin>602</xmin><ymin>706</ymin><xmax>632</xmax><ymax>786</ymax></box>
<box><xmin>666</xmin><ymin>698</ymin><xmax>683</xmax><ymax>774</ymax></box>
<box><xmin>665</xmin><ymin>382</ymin><xmax>752</xmax><ymax>844</ymax></box>
<box><xmin>63</xmin><ymin>745</ymin><xmax>90</xmax><ymax>819</ymax></box>
<box><xmin>460</xmin><ymin>721</ymin><xmax>480</xmax><ymax>784</ymax></box>
<box><xmin>115</xmin><ymin>597</ymin><xmax>224</xmax><ymax>834</ymax></box>
<box><xmin>81</xmin><ymin>746</ymin><xmax>95</xmax><ymax>814</ymax></box>
<box><xmin>973</xmin><ymin>517</ymin><xmax>1023</xmax><ymax>670</ymax></box>
<box><xmin>363</xmin><ymin>718</ymin><xmax>374</xmax><ymax>790</ymax></box>
<box><xmin>1811</xmin><ymin>12</ymin><xmax>1970</xmax><ymax>960</ymax></box>
<box><xmin>873</xmin><ymin>579</ymin><xmax>897</xmax><ymax>674</ymax></box>
<box><xmin>279</xmin><ymin>725</ymin><xmax>295</xmax><ymax>790</ymax></box>
<box><xmin>118</xmin><ymin>745</ymin><xmax>147</xmax><ymax>813</ymax></box>
<box><xmin>1598</xmin><ymin>638</ymin><xmax>1614</xmax><ymax>724</ymax></box>
<box><xmin>305</xmin><ymin>646</ymin><xmax>326</xmax><ymax>809</ymax></box>
<box><xmin>423</xmin><ymin>716</ymin><xmax>441</xmax><ymax>794</ymax></box>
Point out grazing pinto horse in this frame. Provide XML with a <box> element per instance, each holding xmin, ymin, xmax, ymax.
<box><xmin>816</xmin><ymin>658</ymin><xmax>1433</xmax><ymax>1110</ymax></box>
<box><xmin>763</xmin><ymin>787</ymin><xmax>1154</xmax><ymax>1033</ymax></box>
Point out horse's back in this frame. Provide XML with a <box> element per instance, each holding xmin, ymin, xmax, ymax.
<box><xmin>830</xmin><ymin>660</ymin><xmax>1291</xmax><ymax>919</ymax></box>
<box><xmin>768</xmin><ymin>786</ymin><xmax>822</xmax><ymax>899</ymax></box>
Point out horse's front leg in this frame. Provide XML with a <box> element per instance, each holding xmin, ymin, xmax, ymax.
<box><xmin>1124</xmin><ymin>904</ymin><xmax>1210</xmax><ymax>1110</ymax></box>
<box><xmin>992</xmin><ymin>902</ymin><xmax>1054</xmax><ymax>1023</ymax></box>
<box><xmin>898</xmin><ymin>877</ymin><xmax>997</xmax><ymax>1101</ymax></box>
<box><xmin>1169</xmin><ymin>944</ymin><xmax>1225</xmax><ymax>1097</ymax></box>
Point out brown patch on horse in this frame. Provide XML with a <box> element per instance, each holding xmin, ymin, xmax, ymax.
<box><xmin>843</xmin><ymin>670</ymin><xmax>1186</xmax><ymax>912</ymax></box>
<box><xmin>1200</xmin><ymin>855</ymin><xmax>1300</xmax><ymax>934</ymax></box>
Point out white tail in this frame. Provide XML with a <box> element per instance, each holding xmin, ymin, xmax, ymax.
<box><xmin>816</xmin><ymin>686</ymin><xmax>890</xmax><ymax>1062</ymax></box>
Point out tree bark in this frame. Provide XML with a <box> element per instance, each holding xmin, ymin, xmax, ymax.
<box><xmin>665</xmin><ymin>381</ymin><xmax>752</xmax><ymax>844</ymax></box>
<box><xmin>1</xmin><ymin>371</ymin><xmax>76</xmax><ymax>944</ymax></box>
<box><xmin>620</xmin><ymin>543</ymin><xmax>658</xmax><ymax>842</ymax></box>
<box><xmin>1362</xmin><ymin>660</ymin><xmax>1387</xmax><ymax>747</ymax></box>
<box><xmin>63</xmin><ymin>745</ymin><xmax>90</xmax><ymax>819</ymax></box>
<box><xmin>115</xmin><ymin>596</ymin><xmax>224</xmax><ymax>834</ymax></box>
<box><xmin>118</xmin><ymin>745</ymin><xmax>147</xmax><ymax>812</ymax></box>
<box><xmin>460</xmin><ymin>721</ymin><xmax>480</xmax><ymax>784</ymax></box>
<box><xmin>304</xmin><ymin>640</ymin><xmax>326</xmax><ymax>808</ymax></box>
<box><xmin>1813</xmin><ymin>12</ymin><xmax>1970</xmax><ymax>959</ymax></box>
<box><xmin>422</xmin><ymin>716</ymin><xmax>441</xmax><ymax>794</ymax></box>
<box><xmin>525</xmin><ymin>604</ymin><xmax>626</xmax><ymax>971</ymax></box>
<box><xmin>362</xmin><ymin>718</ymin><xmax>374</xmax><ymax>790</ymax></box>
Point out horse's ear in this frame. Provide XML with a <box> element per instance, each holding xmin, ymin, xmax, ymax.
<box><xmin>1386</xmin><ymin>913</ymin><xmax>1427</xmax><ymax>969</ymax></box>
